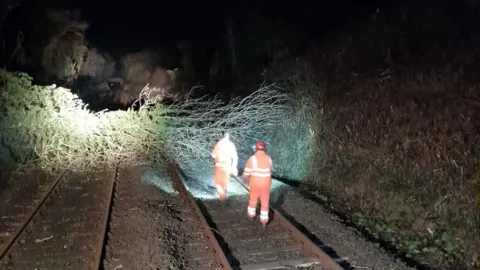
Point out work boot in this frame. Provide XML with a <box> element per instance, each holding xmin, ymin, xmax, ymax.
<box><xmin>261</xmin><ymin>222</ymin><xmax>267</xmax><ymax>229</ymax></box>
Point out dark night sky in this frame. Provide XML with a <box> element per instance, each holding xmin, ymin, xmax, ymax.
<box><xmin>76</xmin><ymin>0</ymin><xmax>228</xmax><ymax>41</ymax></box>
<box><xmin>60</xmin><ymin>0</ymin><xmax>376</xmax><ymax>50</ymax></box>
<box><xmin>0</xmin><ymin>0</ymin><xmax>383</xmax><ymax>71</ymax></box>
<box><xmin>3</xmin><ymin>0</ymin><xmax>381</xmax><ymax>49</ymax></box>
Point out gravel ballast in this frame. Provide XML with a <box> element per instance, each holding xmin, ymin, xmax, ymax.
<box><xmin>271</xmin><ymin>185</ymin><xmax>415</xmax><ymax>270</ymax></box>
<box><xmin>103</xmin><ymin>166</ymin><xmax>216</xmax><ymax>269</ymax></box>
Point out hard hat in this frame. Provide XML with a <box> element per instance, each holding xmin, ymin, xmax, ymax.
<box><xmin>255</xmin><ymin>141</ymin><xmax>266</xmax><ymax>151</ymax></box>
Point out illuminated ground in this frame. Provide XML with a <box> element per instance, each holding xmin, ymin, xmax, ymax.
<box><xmin>0</xmin><ymin>165</ymin><xmax>413</xmax><ymax>269</ymax></box>
<box><xmin>150</xmin><ymin>158</ymin><xmax>289</xmax><ymax>200</ymax></box>
<box><xmin>134</xmin><ymin>164</ymin><xmax>412</xmax><ymax>269</ymax></box>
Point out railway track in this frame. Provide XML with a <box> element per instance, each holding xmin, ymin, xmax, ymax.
<box><xmin>170</xmin><ymin>163</ymin><xmax>343</xmax><ymax>270</ymax></box>
<box><xmin>0</xmin><ymin>169</ymin><xmax>66</xmax><ymax>261</ymax></box>
<box><xmin>0</xmin><ymin>163</ymin><xmax>346</xmax><ymax>269</ymax></box>
<box><xmin>0</xmin><ymin>165</ymin><xmax>117</xmax><ymax>269</ymax></box>
<box><xmin>104</xmin><ymin>165</ymin><xmax>220</xmax><ymax>269</ymax></box>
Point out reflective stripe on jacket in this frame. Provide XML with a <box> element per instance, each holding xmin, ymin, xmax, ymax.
<box><xmin>243</xmin><ymin>152</ymin><xmax>273</xmax><ymax>178</ymax></box>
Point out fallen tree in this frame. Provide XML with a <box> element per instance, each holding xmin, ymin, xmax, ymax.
<box><xmin>0</xmin><ymin>69</ymin><xmax>293</xmax><ymax>175</ymax></box>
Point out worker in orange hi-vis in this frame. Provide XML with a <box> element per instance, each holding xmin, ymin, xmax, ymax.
<box><xmin>242</xmin><ymin>141</ymin><xmax>273</xmax><ymax>228</ymax></box>
<box><xmin>211</xmin><ymin>133</ymin><xmax>238</xmax><ymax>201</ymax></box>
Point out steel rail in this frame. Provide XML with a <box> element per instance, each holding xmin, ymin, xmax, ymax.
<box><xmin>230</xmin><ymin>174</ymin><xmax>343</xmax><ymax>270</ymax></box>
<box><xmin>169</xmin><ymin>163</ymin><xmax>233</xmax><ymax>270</ymax></box>
<box><xmin>0</xmin><ymin>169</ymin><xmax>67</xmax><ymax>261</ymax></box>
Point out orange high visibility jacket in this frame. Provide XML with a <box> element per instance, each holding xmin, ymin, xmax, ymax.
<box><xmin>243</xmin><ymin>151</ymin><xmax>273</xmax><ymax>182</ymax></box>
<box><xmin>211</xmin><ymin>137</ymin><xmax>238</xmax><ymax>169</ymax></box>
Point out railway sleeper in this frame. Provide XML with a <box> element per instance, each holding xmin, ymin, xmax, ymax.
<box><xmin>170</xmin><ymin>164</ymin><xmax>344</xmax><ymax>270</ymax></box>
<box><xmin>233</xmin><ymin>250</ymin><xmax>306</xmax><ymax>265</ymax></box>
<box><xmin>242</xmin><ymin>245</ymin><xmax>302</xmax><ymax>256</ymax></box>
<box><xmin>230</xmin><ymin>230</ymin><xmax>292</xmax><ymax>243</ymax></box>
<box><xmin>233</xmin><ymin>257</ymin><xmax>322</xmax><ymax>270</ymax></box>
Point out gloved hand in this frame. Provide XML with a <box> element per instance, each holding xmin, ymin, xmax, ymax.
<box><xmin>231</xmin><ymin>167</ymin><xmax>238</xmax><ymax>176</ymax></box>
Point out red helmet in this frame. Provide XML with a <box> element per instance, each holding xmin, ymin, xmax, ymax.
<box><xmin>255</xmin><ymin>141</ymin><xmax>266</xmax><ymax>151</ymax></box>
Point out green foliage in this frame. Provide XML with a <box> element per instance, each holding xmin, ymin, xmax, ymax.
<box><xmin>355</xmin><ymin>212</ymin><xmax>367</xmax><ymax>228</ymax></box>
<box><xmin>356</xmin><ymin>211</ymin><xmax>466</xmax><ymax>265</ymax></box>
<box><xmin>0</xmin><ymin>69</ymin><xmax>168</xmax><ymax>171</ymax></box>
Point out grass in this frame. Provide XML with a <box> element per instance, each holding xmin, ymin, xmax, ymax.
<box><xmin>244</xmin><ymin>2</ymin><xmax>480</xmax><ymax>268</ymax></box>
<box><xmin>255</xmin><ymin>50</ymin><xmax>478</xmax><ymax>269</ymax></box>
<box><xmin>267</xmin><ymin>57</ymin><xmax>479</xmax><ymax>268</ymax></box>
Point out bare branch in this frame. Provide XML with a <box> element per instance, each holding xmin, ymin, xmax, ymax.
<box><xmin>160</xmin><ymin>83</ymin><xmax>291</xmax><ymax>169</ymax></box>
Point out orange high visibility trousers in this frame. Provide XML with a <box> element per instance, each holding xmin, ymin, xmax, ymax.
<box><xmin>247</xmin><ymin>179</ymin><xmax>271</xmax><ymax>224</ymax></box>
<box><xmin>214</xmin><ymin>167</ymin><xmax>228</xmax><ymax>201</ymax></box>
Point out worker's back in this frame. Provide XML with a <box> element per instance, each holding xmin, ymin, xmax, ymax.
<box><xmin>212</xmin><ymin>138</ymin><xmax>237</xmax><ymax>165</ymax></box>
<box><xmin>245</xmin><ymin>151</ymin><xmax>273</xmax><ymax>186</ymax></box>
<box><xmin>243</xmin><ymin>147</ymin><xmax>273</xmax><ymax>227</ymax></box>
<box><xmin>211</xmin><ymin>134</ymin><xmax>238</xmax><ymax>201</ymax></box>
